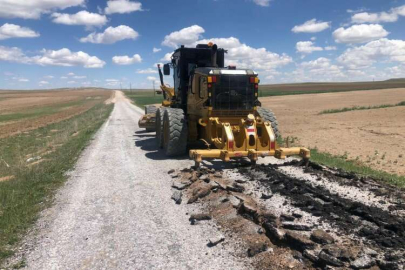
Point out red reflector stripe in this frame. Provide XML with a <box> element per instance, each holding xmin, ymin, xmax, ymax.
<box><xmin>228</xmin><ymin>141</ymin><xmax>234</xmax><ymax>149</ymax></box>
<box><xmin>247</xmin><ymin>128</ymin><xmax>255</xmax><ymax>132</ymax></box>
<box><xmin>212</xmin><ymin>76</ymin><xmax>217</xmax><ymax>83</ymax></box>
<box><xmin>270</xmin><ymin>142</ymin><xmax>275</xmax><ymax>150</ymax></box>
<box><xmin>250</xmin><ymin>77</ymin><xmax>255</xmax><ymax>83</ymax></box>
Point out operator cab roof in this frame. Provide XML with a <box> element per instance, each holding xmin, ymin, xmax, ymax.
<box><xmin>195</xmin><ymin>67</ymin><xmax>257</xmax><ymax>76</ymax></box>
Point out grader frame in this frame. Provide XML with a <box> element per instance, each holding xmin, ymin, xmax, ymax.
<box><xmin>138</xmin><ymin>43</ymin><xmax>310</xmax><ymax>167</ymax></box>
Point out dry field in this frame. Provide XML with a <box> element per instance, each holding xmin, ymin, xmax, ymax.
<box><xmin>261</xmin><ymin>88</ymin><xmax>405</xmax><ymax>175</ymax></box>
<box><xmin>0</xmin><ymin>89</ymin><xmax>113</xmax><ymax>138</ymax></box>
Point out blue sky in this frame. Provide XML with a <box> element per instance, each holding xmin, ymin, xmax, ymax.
<box><xmin>0</xmin><ymin>0</ymin><xmax>405</xmax><ymax>89</ymax></box>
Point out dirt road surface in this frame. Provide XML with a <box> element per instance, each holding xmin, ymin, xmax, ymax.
<box><xmin>12</xmin><ymin>91</ymin><xmax>247</xmax><ymax>269</ymax></box>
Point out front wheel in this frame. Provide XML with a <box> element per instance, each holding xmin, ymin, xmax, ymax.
<box><xmin>155</xmin><ymin>108</ymin><xmax>166</xmax><ymax>148</ymax></box>
<box><xmin>163</xmin><ymin>108</ymin><xmax>188</xmax><ymax>156</ymax></box>
<box><xmin>257</xmin><ymin>107</ymin><xmax>280</xmax><ymax>139</ymax></box>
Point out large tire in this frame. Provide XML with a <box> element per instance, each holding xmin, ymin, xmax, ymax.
<box><xmin>257</xmin><ymin>107</ymin><xmax>280</xmax><ymax>138</ymax></box>
<box><xmin>145</xmin><ymin>105</ymin><xmax>157</xmax><ymax>115</ymax></box>
<box><xmin>155</xmin><ymin>107</ymin><xmax>166</xmax><ymax>148</ymax></box>
<box><xmin>162</xmin><ymin>108</ymin><xmax>188</xmax><ymax>156</ymax></box>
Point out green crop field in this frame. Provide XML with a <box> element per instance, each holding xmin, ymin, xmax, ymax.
<box><xmin>124</xmin><ymin>90</ymin><xmax>163</xmax><ymax>109</ymax></box>
<box><xmin>258</xmin><ymin>80</ymin><xmax>405</xmax><ymax>97</ymax></box>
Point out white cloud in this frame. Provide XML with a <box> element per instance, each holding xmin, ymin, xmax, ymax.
<box><xmin>0</xmin><ymin>0</ymin><xmax>85</xmax><ymax>19</ymax></box>
<box><xmin>153</xmin><ymin>63</ymin><xmax>164</xmax><ymax>68</ymax></box>
<box><xmin>284</xmin><ymin>57</ymin><xmax>345</xmax><ymax>82</ymax></box>
<box><xmin>296</xmin><ymin>41</ymin><xmax>323</xmax><ymax>54</ymax></box>
<box><xmin>147</xmin><ymin>76</ymin><xmax>158</xmax><ymax>81</ymax></box>
<box><xmin>67</xmin><ymin>81</ymin><xmax>76</xmax><ymax>84</ymax></box>
<box><xmin>105</xmin><ymin>0</ymin><xmax>142</xmax><ymax>14</ymax></box>
<box><xmin>337</xmin><ymin>38</ymin><xmax>405</xmax><ymax>69</ymax></box>
<box><xmin>136</xmin><ymin>68</ymin><xmax>158</xmax><ymax>74</ymax></box>
<box><xmin>333</xmin><ymin>24</ymin><xmax>389</xmax><ymax>44</ymax></box>
<box><xmin>105</xmin><ymin>79</ymin><xmax>120</xmax><ymax>86</ymax></box>
<box><xmin>351</xmin><ymin>5</ymin><xmax>405</xmax><ymax>24</ymax></box>
<box><xmin>0</xmin><ymin>46</ymin><xmax>30</xmax><ymax>63</ymax></box>
<box><xmin>292</xmin><ymin>19</ymin><xmax>330</xmax><ymax>33</ymax></box>
<box><xmin>73</xmin><ymin>75</ymin><xmax>86</xmax><ymax>79</ymax></box>
<box><xmin>253</xmin><ymin>0</ymin><xmax>271</xmax><ymax>7</ymax></box>
<box><xmin>60</xmin><ymin>76</ymin><xmax>68</xmax><ymax>79</ymax></box>
<box><xmin>39</xmin><ymin>80</ymin><xmax>49</xmax><ymax>85</ymax></box>
<box><xmin>325</xmin><ymin>46</ymin><xmax>337</xmax><ymax>51</ymax></box>
<box><xmin>44</xmin><ymin>75</ymin><xmax>54</xmax><ymax>79</ymax></box>
<box><xmin>194</xmin><ymin>37</ymin><xmax>292</xmax><ymax>71</ymax></box>
<box><xmin>51</xmin><ymin>11</ymin><xmax>107</xmax><ymax>28</ymax></box>
<box><xmin>34</xmin><ymin>48</ymin><xmax>106</xmax><ymax>68</ymax></box>
<box><xmin>162</xmin><ymin>25</ymin><xmax>205</xmax><ymax>48</ymax></box>
<box><xmin>67</xmin><ymin>72</ymin><xmax>75</xmax><ymax>76</ymax></box>
<box><xmin>80</xmin><ymin>25</ymin><xmax>138</xmax><ymax>44</ymax></box>
<box><xmin>386</xmin><ymin>65</ymin><xmax>405</xmax><ymax>78</ymax></box>
<box><xmin>161</xmin><ymin>25</ymin><xmax>291</xmax><ymax>72</ymax></box>
<box><xmin>0</xmin><ymin>46</ymin><xmax>105</xmax><ymax>68</ymax></box>
<box><xmin>161</xmin><ymin>53</ymin><xmax>173</xmax><ymax>61</ymax></box>
<box><xmin>0</xmin><ymin>23</ymin><xmax>40</xmax><ymax>40</ymax></box>
<box><xmin>18</xmin><ymin>78</ymin><xmax>29</xmax><ymax>82</ymax></box>
<box><xmin>112</xmin><ymin>54</ymin><xmax>142</xmax><ymax>65</ymax></box>
<box><xmin>153</xmin><ymin>47</ymin><xmax>161</xmax><ymax>53</ymax></box>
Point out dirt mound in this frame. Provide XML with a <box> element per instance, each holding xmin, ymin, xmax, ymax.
<box><xmin>173</xmin><ymin>159</ymin><xmax>405</xmax><ymax>269</ymax></box>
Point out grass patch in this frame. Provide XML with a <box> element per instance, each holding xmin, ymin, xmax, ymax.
<box><xmin>310</xmin><ymin>148</ymin><xmax>405</xmax><ymax>188</ymax></box>
<box><xmin>319</xmin><ymin>101</ymin><xmax>405</xmax><ymax>114</ymax></box>
<box><xmin>0</xmin><ymin>103</ymin><xmax>113</xmax><ymax>264</ymax></box>
<box><xmin>124</xmin><ymin>90</ymin><xmax>163</xmax><ymax>109</ymax></box>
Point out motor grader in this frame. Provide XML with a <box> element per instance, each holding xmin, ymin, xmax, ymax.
<box><xmin>138</xmin><ymin>43</ymin><xmax>310</xmax><ymax>168</ymax></box>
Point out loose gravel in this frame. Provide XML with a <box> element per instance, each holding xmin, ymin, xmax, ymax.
<box><xmin>7</xmin><ymin>92</ymin><xmax>248</xmax><ymax>270</ymax></box>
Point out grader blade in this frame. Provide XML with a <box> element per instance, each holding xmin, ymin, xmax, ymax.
<box><xmin>189</xmin><ymin>114</ymin><xmax>310</xmax><ymax>167</ymax></box>
<box><xmin>138</xmin><ymin>113</ymin><xmax>156</xmax><ymax>131</ymax></box>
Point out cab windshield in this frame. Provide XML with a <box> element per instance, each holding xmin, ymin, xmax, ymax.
<box><xmin>212</xmin><ymin>75</ymin><xmax>255</xmax><ymax>110</ymax></box>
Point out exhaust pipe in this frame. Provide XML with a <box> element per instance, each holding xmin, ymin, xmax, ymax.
<box><xmin>211</xmin><ymin>44</ymin><xmax>218</xmax><ymax>67</ymax></box>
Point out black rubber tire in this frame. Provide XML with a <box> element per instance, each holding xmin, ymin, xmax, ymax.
<box><xmin>257</xmin><ymin>107</ymin><xmax>280</xmax><ymax>138</ymax></box>
<box><xmin>145</xmin><ymin>105</ymin><xmax>157</xmax><ymax>115</ymax></box>
<box><xmin>155</xmin><ymin>107</ymin><xmax>166</xmax><ymax>148</ymax></box>
<box><xmin>162</xmin><ymin>108</ymin><xmax>188</xmax><ymax>156</ymax></box>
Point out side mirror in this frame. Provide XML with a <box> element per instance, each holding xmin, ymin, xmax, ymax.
<box><xmin>163</xmin><ymin>64</ymin><xmax>170</xmax><ymax>75</ymax></box>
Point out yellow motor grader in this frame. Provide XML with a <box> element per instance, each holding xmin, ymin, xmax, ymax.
<box><xmin>139</xmin><ymin>43</ymin><xmax>310</xmax><ymax>168</ymax></box>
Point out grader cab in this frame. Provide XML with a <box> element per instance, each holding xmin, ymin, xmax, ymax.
<box><xmin>138</xmin><ymin>43</ymin><xmax>310</xmax><ymax>167</ymax></box>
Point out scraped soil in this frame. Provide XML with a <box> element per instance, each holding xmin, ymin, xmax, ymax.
<box><xmin>261</xmin><ymin>88</ymin><xmax>405</xmax><ymax>175</ymax></box>
<box><xmin>172</xmin><ymin>158</ymin><xmax>405</xmax><ymax>269</ymax></box>
<box><xmin>0</xmin><ymin>89</ymin><xmax>112</xmax><ymax>138</ymax></box>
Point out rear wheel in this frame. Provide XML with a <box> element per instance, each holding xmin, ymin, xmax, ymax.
<box><xmin>257</xmin><ymin>107</ymin><xmax>280</xmax><ymax>138</ymax></box>
<box><xmin>155</xmin><ymin>108</ymin><xmax>166</xmax><ymax>148</ymax></box>
<box><xmin>163</xmin><ymin>108</ymin><xmax>188</xmax><ymax>156</ymax></box>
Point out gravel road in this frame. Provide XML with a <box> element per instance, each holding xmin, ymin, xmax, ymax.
<box><xmin>16</xmin><ymin>91</ymin><xmax>247</xmax><ymax>270</ymax></box>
